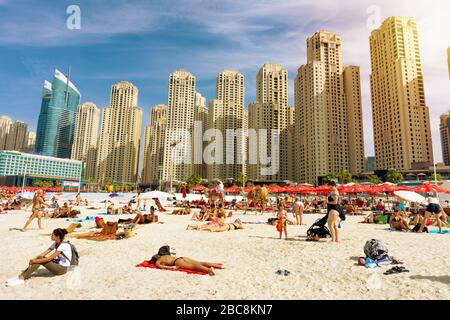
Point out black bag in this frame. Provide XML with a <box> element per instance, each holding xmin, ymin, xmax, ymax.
<box><xmin>336</xmin><ymin>204</ymin><xmax>346</xmax><ymax>221</ymax></box>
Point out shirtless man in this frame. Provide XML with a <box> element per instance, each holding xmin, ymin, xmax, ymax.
<box><xmin>292</xmin><ymin>197</ymin><xmax>305</xmax><ymax>225</ymax></box>
<box><xmin>151</xmin><ymin>254</ymin><xmax>224</xmax><ymax>276</ymax></box>
<box><xmin>22</xmin><ymin>190</ymin><xmax>50</xmax><ymax>231</ymax></box>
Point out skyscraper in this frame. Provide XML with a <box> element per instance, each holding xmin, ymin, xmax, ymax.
<box><xmin>207</xmin><ymin>70</ymin><xmax>246</xmax><ymax>181</ymax></box>
<box><xmin>142</xmin><ymin>104</ymin><xmax>167</xmax><ymax>184</ymax></box>
<box><xmin>248</xmin><ymin>64</ymin><xmax>289</xmax><ymax>181</ymax></box>
<box><xmin>162</xmin><ymin>70</ymin><xmax>196</xmax><ymax>186</ymax></box>
<box><xmin>27</xmin><ymin>132</ymin><xmax>36</xmax><ymax>152</ymax></box>
<box><xmin>35</xmin><ymin>69</ymin><xmax>81</xmax><ymax>158</ymax></box>
<box><xmin>447</xmin><ymin>45</ymin><xmax>450</xmax><ymax>79</ymax></box>
<box><xmin>192</xmin><ymin>92</ymin><xmax>208</xmax><ymax>179</ymax></box>
<box><xmin>5</xmin><ymin>120</ymin><xmax>28</xmax><ymax>152</ymax></box>
<box><xmin>96</xmin><ymin>81</ymin><xmax>142</xmax><ymax>184</ymax></box>
<box><xmin>0</xmin><ymin>116</ymin><xmax>12</xmax><ymax>150</ymax></box>
<box><xmin>295</xmin><ymin>31</ymin><xmax>365</xmax><ymax>183</ymax></box>
<box><xmin>370</xmin><ymin>17</ymin><xmax>433</xmax><ymax>170</ymax></box>
<box><xmin>440</xmin><ymin>111</ymin><xmax>450</xmax><ymax>166</ymax></box>
<box><xmin>71</xmin><ymin>102</ymin><xmax>100</xmax><ymax>180</ymax></box>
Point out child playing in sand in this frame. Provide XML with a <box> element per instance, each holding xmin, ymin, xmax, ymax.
<box><xmin>276</xmin><ymin>202</ymin><xmax>288</xmax><ymax>239</ymax></box>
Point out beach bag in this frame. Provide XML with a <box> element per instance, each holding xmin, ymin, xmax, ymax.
<box><xmin>60</xmin><ymin>241</ymin><xmax>79</xmax><ymax>266</ymax></box>
<box><xmin>337</xmin><ymin>204</ymin><xmax>346</xmax><ymax>221</ymax></box>
<box><xmin>364</xmin><ymin>239</ymin><xmax>388</xmax><ymax>260</ymax></box>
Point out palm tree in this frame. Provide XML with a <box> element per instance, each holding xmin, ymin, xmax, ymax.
<box><xmin>368</xmin><ymin>175</ymin><xmax>382</xmax><ymax>184</ymax></box>
<box><xmin>187</xmin><ymin>173</ymin><xmax>202</xmax><ymax>189</ymax></box>
<box><xmin>234</xmin><ymin>172</ymin><xmax>246</xmax><ymax>187</ymax></box>
<box><xmin>385</xmin><ymin>169</ymin><xmax>403</xmax><ymax>184</ymax></box>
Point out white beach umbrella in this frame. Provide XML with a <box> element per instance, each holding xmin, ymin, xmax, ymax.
<box><xmin>393</xmin><ymin>190</ymin><xmax>425</xmax><ymax>204</ymax></box>
<box><xmin>138</xmin><ymin>190</ymin><xmax>172</xmax><ymax>201</ymax></box>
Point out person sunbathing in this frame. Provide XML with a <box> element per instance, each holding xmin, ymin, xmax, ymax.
<box><xmin>191</xmin><ymin>205</ymin><xmax>208</xmax><ymax>221</ymax></box>
<box><xmin>187</xmin><ymin>219</ymin><xmax>244</xmax><ymax>232</ymax></box>
<box><xmin>389</xmin><ymin>211</ymin><xmax>410</xmax><ymax>232</ymax></box>
<box><xmin>107</xmin><ymin>204</ymin><xmax>117</xmax><ymax>215</ymax></box>
<box><xmin>52</xmin><ymin>202</ymin><xmax>72</xmax><ymax>218</ymax></box>
<box><xmin>171</xmin><ymin>204</ymin><xmax>191</xmax><ymax>215</ymax></box>
<box><xmin>118</xmin><ymin>207</ymin><xmax>159</xmax><ymax>224</ymax></box>
<box><xmin>6</xmin><ymin>228</ymin><xmax>72</xmax><ymax>287</ymax></box>
<box><xmin>150</xmin><ymin>254</ymin><xmax>223</xmax><ymax>276</ymax></box>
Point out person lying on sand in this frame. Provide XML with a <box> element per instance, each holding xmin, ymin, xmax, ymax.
<box><xmin>186</xmin><ymin>219</ymin><xmax>243</xmax><ymax>232</ymax></box>
<box><xmin>150</xmin><ymin>254</ymin><xmax>224</xmax><ymax>276</ymax></box>
<box><xmin>5</xmin><ymin>228</ymin><xmax>72</xmax><ymax>287</ymax></box>
<box><xmin>52</xmin><ymin>202</ymin><xmax>73</xmax><ymax>218</ymax></box>
<box><xmin>171</xmin><ymin>204</ymin><xmax>191</xmax><ymax>215</ymax></box>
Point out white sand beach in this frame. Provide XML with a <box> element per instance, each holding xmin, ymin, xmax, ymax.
<box><xmin>0</xmin><ymin>204</ymin><xmax>449</xmax><ymax>300</ymax></box>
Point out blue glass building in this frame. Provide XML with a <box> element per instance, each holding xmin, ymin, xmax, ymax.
<box><xmin>35</xmin><ymin>69</ymin><xmax>81</xmax><ymax>158</ymax></box>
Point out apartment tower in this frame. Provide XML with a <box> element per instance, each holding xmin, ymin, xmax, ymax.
<box><xmin>370</xmin><ymin>17</ymin><xmax>433</xmax><ymax>170</ymax></box>
<box><xmin>96</xmin><ymin>81</ymin><xmax>142</xmax><ymax>184</ymax></box>
<box><xmin>71</xmin><ymin>102</ymin><xmax>100</xmax><ymax>180</ymax></box>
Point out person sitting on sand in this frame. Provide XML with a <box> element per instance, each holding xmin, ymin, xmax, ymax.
<box><xmin>171</xmin><ymin>203</ymin><xmax>191</xmax><ymax>215</ymax></box>
<box><xmin>389</xmin><ymin>211</ymin><xmax>410</xmax><ymax>232</ymax></box>
<box><xmin>191</xmin><ymin>204</ymin><xmax>208</xmax><ymax>221</ymax></box>
<box><xmin>6</xmin><ymin>228</ymin><xmax>72</xmax><ymax>287</ymax></box>
<box><xmin>52</xmin><ymin>202</ymin><xmax>72</xmax><ymax>218</ymax></box>
<box><xmin>150</xmin><ymin>253</ymin><xmax>224</xmax><ymax>276</ymax></box>
<box><xmin>117</xmin><ymin>206</ymin><xmax>159</xmax><ymax>224</ymax></box>
<box><xmin>107</xmin><ymin>203</ymin><xmax>116</xmax><ymax>215</ymax></box>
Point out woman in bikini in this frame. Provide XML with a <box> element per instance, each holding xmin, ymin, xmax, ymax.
<box><xmin>327</xmin><ymin>181</ymin><xmax>340</xmax><ymax>243</ymax></box>
<box><xmin>389</xmin><ymin>211</ymin><xmax>410</xmax><ymax>231</ymax></box>
<box><xmin>151</xmin><ymin>254</ymin><xmax>224</xmax><ymax>276</ymax></box>
<box><xmin>22</xmin><ymin>190</ymin><xmax>50</xmax><ymax>232</ymax></box>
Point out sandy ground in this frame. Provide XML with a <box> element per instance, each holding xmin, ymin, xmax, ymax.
<box><xmin>0</xmin><ymin>205</ymin><xmax>449</xmax><ymax>300</ymax></box>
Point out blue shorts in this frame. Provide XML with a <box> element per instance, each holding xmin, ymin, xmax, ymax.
<box><xmin>426</xmin><ymin>203</ymin><xmax>441</xmax><ymax>214</ymax></box>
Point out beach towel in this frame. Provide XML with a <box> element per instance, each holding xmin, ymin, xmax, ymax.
<box><xmin>68</xmin><ymin>216</ymin><xmax>95</xmax><ymax>223</ymax></box>
<box><xmin>136</xmin><ymin>261</ymin><xmax>208</xmax><ymax>275</ymax></box>
<box><xmin>429</xmin><ymin>229</ymin><xmax>450</xmax><ymax>234</ymax></box>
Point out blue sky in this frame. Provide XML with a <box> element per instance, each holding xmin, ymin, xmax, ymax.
<box><xmin>0</xmin><ymin>0</ymin><xmax>449</xmax><ymax>161</ymax></box>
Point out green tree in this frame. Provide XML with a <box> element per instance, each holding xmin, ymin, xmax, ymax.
<box><xmin>234</xmin><ymin>172</ymin><xmax>246</xmax><ymax>187</ymax></box>
<box><xmin>336</xmin><ymin>169</ymin><xmax>352</xmax><ymax>184</ymax></box>
<box><xmin>187</xmin><ymin>173</ymin><xmax>202</xmax><ymax>189</ymax></box>
<box><xmin>429</xmin><ymin>173</ymin><xmax>443</xmax><ymax>182</ymax></box>
<box><xmin>368</xmin><ymin>175</ymin><xmax>382</xmax><ymax>184</ymax></box>
<box><xmin>385</xmin><ymin>169</ymin><xmax>403</xmax><ymax>184</ymax></box>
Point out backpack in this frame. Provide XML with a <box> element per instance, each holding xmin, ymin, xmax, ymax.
<box><xmin>60</xmin><ymin>241</ymin><xmax>79</xmax><ymax>266</ymax></box>
<box><xmin>364</xmin><ymin>239</ymin><xmax>388</xmax><ymax>260</ymax></box>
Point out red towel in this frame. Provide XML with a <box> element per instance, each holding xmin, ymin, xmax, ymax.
<box><xmin>136</xmin><ymin>261</ymin><xmax>208</xmax><ymax>275</ymax></box>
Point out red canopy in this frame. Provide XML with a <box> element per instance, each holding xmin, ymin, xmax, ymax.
<box><xmin>223</xmin><ymin>185</ymin><xmax>241</xmax><ymax>194</ymax></box>
<box><xmin>411</xmin><ymin>183</ymin><xmax>449</xmax><ymax>194</ymax></box>
<box><xmin>315</xmin><ymin>185</ymin><xmax>331</xmax><ymax>194</ymax></box>
<box><xmin>191</xmin><ymin>185</ymin><xmax>206</xmax><ymax>191</ymax></box>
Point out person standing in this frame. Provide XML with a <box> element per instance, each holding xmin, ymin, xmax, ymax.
<box><xmin>326</xmin><ymin>181</ymin><xmax>340</xmax><ymax>243</ymax></box>
<box><xmin>292</xmin><ymin>197</ymin><xmax>305</xmax><ymax>225</ymax></box>
<box><xmin>276</xmin><ymin>202</ymin><xmax>288</xmax><ymax>239</ymax></box>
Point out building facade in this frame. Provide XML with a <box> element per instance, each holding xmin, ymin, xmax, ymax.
<box><xmin>0</xmin><ymin>116</ymin><xmax>12</xmax><ymax>150</ymax></box>
<box><xmin>0</xmin><ymin>150</ymin><xmax>82</xmax><ymax>186</ymax></box>
<box><xmin>370</xmin><ymin>17</ymin><xmax>433</xmax><ymax>171</ymax></box>
<box><xmin>71</xmin><ymin>102</ymin><xmax>100</xmax><ymax>180</ymax></box>
<box><xmin>295</xmin><ymin>31</ymin><xmax>364</xmax><ymax>184</ymax></box>
<box><xmin>142</xmin><ymin>104</ymin><xmax>167</xmax><ymax>185</ymax></box>
<box><xmin>96</xmin><ymin>81</ymin><xmax>142</xmax><ymax>184</ymax></box>
<box><xmin>440</xmin><ymin>111</ymin><xmax>450</xmax><ymax>166</ymax></box>
<box><xmin>162</xmin><ymin>70</ymin><xmax>196</xmax><ymax>187</ymax></box>
<box><xmin>35</xmin><ymin>69</ymin><xmax>81</xmax><ymax>158</ymax></box>
<box><xmin>206</xmin><ymin>70</ymin><xmax>246</xmax><ymax>181</ymax></box>
<box><xmin>248</xmin><ymin>64</ymin><xmax>289</xmax><ymax>181</ymax></box>
<box><xmin>4</xmin><ymin>120</ymin><xmax>28</xmax><ymax>152</ymax></box>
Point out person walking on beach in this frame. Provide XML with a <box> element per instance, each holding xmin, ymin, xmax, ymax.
<box><xmin>6</xmin><ymin>228</ymin><xmax>73</xmax><ymax>286</ymax></box>
<box><xmin>327</xmin><ymin>181</ymin><xmax>340</xmax><ymax>243</ymax></box>
<box><xmin>293</xmin><ymin>197</ymin><xmax>305</xmax><ymax>225</ymax></box>
<box><xmin>276</xmin><ymin>201</ymin><xmax>288</xmax><ymax>239</ymax></box>
<box><xmin>21</xmin><ymin>190</ymin><xmax>50</xmax><ymax>232</ymax></box>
